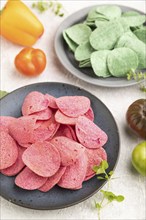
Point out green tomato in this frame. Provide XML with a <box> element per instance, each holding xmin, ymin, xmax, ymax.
<box><xmin>132</xmin><ymin>141</ymin><xmax>146</xmax><ymax>176</ymax></box>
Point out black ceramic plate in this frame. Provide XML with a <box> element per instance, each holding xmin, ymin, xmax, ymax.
<box><xmin>55</xmin><ymin>5</ymin><xmax>145</xmax><ymax>88</ymax></box>
<box><xmin>0</xmin><ymin>82</ymin><xmax>120</xmax><ymax>210</ymax></box>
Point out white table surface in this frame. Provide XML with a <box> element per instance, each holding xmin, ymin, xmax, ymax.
<box><xmin>0</xmin><ymin>0</ymin><xmax>146</xmax><ymax>219</ymax></box>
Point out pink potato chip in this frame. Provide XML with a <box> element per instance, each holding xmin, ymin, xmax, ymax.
<box><xmin>85</xmin><ymin>147</ymin><xmax>107</xmax><ymax>177</ymax></box>
<box><xmin>39</xmin><ymin>166</ymin><xmax>66</xmax><ymax>192</ymax></box>
<box><xmin>56</xmin><ymin>96</ymin><xmax>90</xmax><ymax>118</ymax></box>
<box><xmin>22</xmin><ymin>91</ymin><xmax>49</xmax><ymax>116</ymax></box>
<box><xmin>55</xmin><ymin>110</ymin><xmax>77</xmax><ymax>125</ymax></box>
<box><xmin>51</xmin><ymin>136</ymin><xmax>85</xmax><ymax>166</ymax></box>
<box><xmin>19</xmin><ymin>143</ymin><xmax>32</xmax><ymax>148</ymax></box>
<box><xmin>66</xmin><ymin>125</ymin><xmax>77</xmax><ymax>141</ymax></box>
<box><xmin>84</xmin><ymin>173</ymin><xmax>95</xmax><ymax>181</ymax></box>
<box><xmin>0</xmin><ymin>131</ymin><xmax>18</xmax><ymax>170</ymax></box>
<box><xmin>58</xmin><ymin>153</ymin><xmax>87</xmax><ymax>189</ymax></box>
<box><xmin>32</xmin><ymin>115</ymin><xmax>60</xmax><ymax>142</ymax></box>
<box><xmin>0</xmin><ymin>124</ymin><xmax>9</xmax><ymax>133</ymax></box>
<box><xmin>15</xmin><ymin>167</ymin><xmax>47</xmax><ymax>190</ymax></box>
<box><xmin>1</xmin><ymin>146</ymin><xmax>25</xmax><ymax>176</ymax></box>
<box><xmin>9</xmin><ymin>116</ymin><xmax>37</xmax><ymax>145</ymax></box>
<box><xmin>22</xmin><ymin>141</ymin><xmax>61</xmax><ymax>177</ymax></box>
<box><xmin>54</xmin><ymin>124</ymin><xmax>76</xmax><ymax>141</ymax></box>
<box><xmin>76</xmin><ymin>116</ymin><xmax>108</xmax><ymax>149</ymax></box>
<box><xmin>45</xmin><ymin>94</ymin><xmax>58</xmax><ymax>109</ymax></box>
<box><xmin>84</xmin><ymin>107</ymin><xmax>94</xmax><ymax>121</ymax></box>
<box><xmin>0</xmin><ymin>116</ymin><xmax>16</xmax><ymax>132</ymax></box>
<box><xmin>31</xmin><ymin>108</ymin><xmax>52</xmax><ymax>120</ymax></box>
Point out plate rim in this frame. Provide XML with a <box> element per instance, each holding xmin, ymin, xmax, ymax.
<box><xmin>54</xmin><ymin>4</ymin><xmax>145</xmax><ymax>88</ymax></box>
<box><xmin>0</xmin><ymin>82</ymin><xmax>121</xmax><ymax>210</ymax></box>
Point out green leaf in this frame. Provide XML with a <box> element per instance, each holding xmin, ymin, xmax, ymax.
<box><xmin>32</xmin><ymin>1</ymin><xmax>65</xmax><ymax>17</ymax></box>
<box><xmin>0</xmin><ymin>90</ymin><xmax>8</xmax><ymax>99</ymax></box>
<box><xmin>101</xmin><ymin>190</ymin><xmax>125</xmax><ymax>203</ymax></box>
<box><xmin>101</xmin><ymin>160</ymin><xmax>109</xmax><ymax>170</ymax></box>
<box><xmin>140</xmin><ymin>85</ymin><xmax>146</xmax><ymax>93</ymax></box>
<box><xmin>93</xmin><ymin>160</ymin><xmax>109</xmax><ymax>175</ymax></box>
<box><xmin>109</xmin><ymin>171</ymin><xmax>114</xmax><ymax>176</ymax></box>
<box><xmin>115</xmin><ymin>195</ymin><xmax>125</xmax><ymax>202</ymax></box>
<box><xmin>97</xmin><ymin>176</ymin><xmax>105</xmax><ymax>180</ymax></box>
<box><xmin>93</xmin><ymin>166</ymin><xmax>105</xmax><ymax>175</ymax></box>
<box><xmin>95</xmin><ymin>202</ymin><xmax>102</xmax><ymax>210</ymax></box>
<box><xmin>100</xmin><ymin>190</ymin><xmax>116</xmax><ymax>202</ymax></box>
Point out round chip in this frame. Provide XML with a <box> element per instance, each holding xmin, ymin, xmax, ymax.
<box><xmin>15</xmin><ymin>167</ymin><xmax>47</xmax><ymax>190</ymax></box>
<box><xmin>56</xmin><ymin>96</ymin><xmax>90</xmax><ymax>118</ymax></box>
<box><xmin>9</xmin><ymin>116</ymin><xmax>37</xmax><ymax>145</ymax></box>
<box><xmin>0</xmin><ymin>131</ymin><xmax>18</xmax><ymax>170</ymax></box>
<box><xmin>75</xmin><ymin>116</ymin><xmax>108</xmax><ymax>149</ymax></box>
<box><xmin>45</xmin><ymin>94</ymin><xmax>58</xmax><ymax>109</ymax></box>
<box><xmin>75</xmin><ymin>42</ymin><xmax>94</xmax><ymax>61</ymax></box>
<box><xmin>39</xmin><ymin>167</ymin><xmax>66</xmax><ymax>192</ymax></box>
<box><xmin>55</xmin><ymin>110</ymin><xmax>77</xmax><ymax>125</ymax></box>
<box><xmin>54</xmin><ymin>124</ymin><xmax>75</xmax><ymax>140</ymax></box>
<box><xmin>32</xmin><ymin>115</ymin><xmax>60</xmax><ymax>142</ymax></box>
<box><xmin>90</xmin><ymin>21</ymin><xmax>124</xmax><ymax>50</ymax></box>
<box><xmin>134</xmin><ymin>27</ymin><xmax>146</xmax><ymax>44</ymax></box>
<box><xmin>0</xmin><ymin>116</ymin><xmax>16</xmax><ymax>132</ymax></box>
<box><xmin>84</xmin><ymin>107</ymin><xmax>94</xmax><ymax>121</ymax></box>
<box><xmin>58</xmin><ymin>153</ymin><xmax>88</xmax><ymax>189</ymax></box>
<box><xmin>65</xmin><ymin>24</ymin><xmax>92</xmax><ymax>45</ymax></box>
<box><xmin>107</xmin><ymin>48</ymin><xmax>139</xmax><ymax>77</ymax></box>
<box><xmin>84</xmin><ymin>173</ymin><xmax>95</xmax><ymax>181</ymax></box>
<box><xmin>22</xmin><ymin>91</ymin><xmax>49</xmax><ymax>116</ymax></box>
<box><xmin>91</xmin><ymin>50</ymin><xmax>111</xmax><ymax>77</ymax></box>
<box><xmin>31</xmin><ymin>108</ymin><xmax>52</xmax><ymax>120</ymax></box>
<box><xmin>51</xmin><ymin>136</ymin><xmax>85</xmax><ymax>166</ymax></box>
<box><xmin>22</xmin><ymin>141</ymin><xmax>61</xmax><ymax>177</ymax></box>
<box><xmin>96</xmin><ymin>5</ymin><xmax>122</xmax><ymax>20</ymax></box>
<box><xmin>85</xmin><ymin>147</ymin><xmax>107</xmax><ymax>176</ymax></box>
<box><xmin>1</xmin><ymin>146</ymin><xmax>25</xmax><ymax>176</ymax></box>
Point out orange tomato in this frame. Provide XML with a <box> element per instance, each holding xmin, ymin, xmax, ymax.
<box><xmin>15</xmin><ymin>48</ymin><xmax>46</xmax><ymax>76</ymax></box>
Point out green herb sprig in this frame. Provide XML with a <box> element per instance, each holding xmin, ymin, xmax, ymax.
<box><xmin>127</xmin><ymin>69</ymin><xmax>146</xmax><ymax>81</ymax></box>
<box><xmin>32</xmin><ymin>1</ymin><xmax>65</xmax><ymax>17</ymax></box>
<box><xmin>127</xmin><ymin>69</ymin><xmax>146</xmax><ymax>92</ymax></box>
<box><xmin>93</xmin><ymin>161</ymin><xmax>125</xmax><ymax>220</ymax></box>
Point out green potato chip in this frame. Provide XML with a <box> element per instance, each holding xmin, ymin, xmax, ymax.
<box><xmin>130</xmin><ymin>25</ymin><xmax>143</xmax><ymax>32</ymax></box>
<box><xmin>95</xmin><ymin>20</ymin><xmax>108</xmax><ymax>27</ymax></box>
<box><xmin>90</xmin><ymin>21</ymin><xmax>124</xmax><ymax>50</ymax></box>
<box><xmin>116</xmin><ymin>32</ymin><xmax>146</xmax><ymax>68</ymax></box>
<box><xmin>96</xmin><ymin>5</ymin><xmax>122</xmax><ymax>20</ymax></box>
<box><xmin>107</xmin><ymin>48</ymin><xmax>139</xmax><ymax>77</ymax></box>
<box><xmin>65</xmin><ymin>24</ymin><xmax>92</xmax><ymax>45</ymax></box>
<box><xmin>122</xmin><ymin>11</ymin><xmax>140</xmax><ymax>17</ymax></box>
<box><xmin>115</xmin><ymin>31</ymin><xmax>137</xmax><ymax>47</ymax></box>
<box><xmin>75</xmin><ymin>42</ymin><xmax>94</xmax><ymax>61</ymax></box>
<box><xmin>119</xmin><ymin>15</ymin><xmax>145</xmax><ymax>27</ymax></box>
<box><xmin>79</xmin><ymin>59</ymin><xmax>91</xmax><ymax>68</ymax></box>
<box><xmin>86</xmin><ymin>8</ymin><xmax>108</xmax><ymax>22</ymax></box>
<box><xmin>134</xmin><ymin>27</ymin><xmax>146</xmax><ymax>44</ymax></box>
<box><xmin>91</xmin><ymin>50</ymin><xmax>111</xmax><ymax>77</ymax></box>
<box><xmin>63</xmin><ymin>31</ymin><xmax>78</xmax><ymax>52</ymax></box>
<box><xmin>84</xmin><ymin>21</ymin><xmax>96</xmax><ymax>28</ymax></box>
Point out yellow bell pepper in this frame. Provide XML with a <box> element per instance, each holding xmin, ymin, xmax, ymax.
<box><xmin>0</xmin><ymin>0</ymin><xmax>44</xmax><ymax>46</ymax></box>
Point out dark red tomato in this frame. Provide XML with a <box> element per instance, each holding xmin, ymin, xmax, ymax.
<box><xmin>126</xmin><ymin>99</ymin><xmax>146</xmax><ymax>139</ymax></box>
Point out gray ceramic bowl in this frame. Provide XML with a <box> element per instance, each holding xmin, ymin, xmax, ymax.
<box><xmin>0</xmin><ymin>82</ymin><xmax>120</xmax><ymax>209</ymax></box>
<box><xmin>55</xmin><ymin>5</ymin><xmax>145</xmax><ymax>87</ymax></box>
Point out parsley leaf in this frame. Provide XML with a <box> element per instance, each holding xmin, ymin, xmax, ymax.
<box><xmin>94</xmin><ymin>161</ymin><xmax>124</xmax><ymax>220</ymax></box>
<box><xmin>32</xmin><ymin>1</ymin><xmax>65</xmax><ymax>17</ymax></box>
